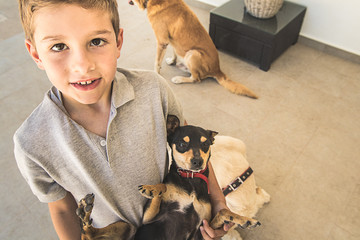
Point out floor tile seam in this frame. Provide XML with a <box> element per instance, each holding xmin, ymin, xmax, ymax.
<box><xmin>329</xmin><ymin>222</ymin><xmax>358</xmax><ymax>239</ymax></box>
<box><xmin>212</xmin><ymin>101</ymin><xmax>272</xmax><ymax>131</ymax></box>
<box><xmin>275</xmin><ymin>125</ymin><xmax>321</xmax><ymax>190</ymax></box>
<box><xmin>275</xmin><ymin>75</ymin><xmax>351</xmax><ymax>119</ymax></box>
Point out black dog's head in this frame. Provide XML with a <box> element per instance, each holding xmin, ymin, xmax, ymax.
<box><xmin>167</xmin><ymin>115</ymin><xmax>218</xmax><ymax>171</ymax></box>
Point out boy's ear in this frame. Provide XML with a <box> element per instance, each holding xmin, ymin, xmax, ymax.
<box><xmin>25</xmin><ymin>39</ymin><xmax>45</xmax><ymax>70</ymax></box>
<box><xmin>116</xmin><ymin>28</ymin><xmax>124</xmax><ymax>59</ymax></box>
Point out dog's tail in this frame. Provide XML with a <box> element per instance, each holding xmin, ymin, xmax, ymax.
<box><xmin>214</xmin><ymin>71</ymin><xmax>258</xmax><ymax>99</ymax></box>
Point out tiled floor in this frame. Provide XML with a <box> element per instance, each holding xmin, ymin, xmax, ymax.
<box><xmin>1</xmin><ymin>0</ymin><xmax>360</xmax><ymax>239</ymax></box>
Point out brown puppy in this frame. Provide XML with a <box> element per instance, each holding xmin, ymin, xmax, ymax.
<box><xmin>130</xmin><ymin>0</ymin><xmax>258</xmax><ymax>98</ymax></box>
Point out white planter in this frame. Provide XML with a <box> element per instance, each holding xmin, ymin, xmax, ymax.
<box><xmin>244</xmin><ymin>0</ymin><xmax>284</xmax><ymax>19</ymax></box>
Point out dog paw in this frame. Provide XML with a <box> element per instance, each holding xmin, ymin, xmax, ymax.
<box><xmin>138</xmin><ymin>184</ymin><xmax>166</xmax><ymax>199</ymax></box>
<box><xmin>237</xmin><ymin>218</ymin><xmax>261</xmax><ymax>229</ymax></box>
<box><xmin>211</xmin><ymin>209</ymin><xmax>261</xmax><ymax>230</ymax></box>
<box><xmin>171</xmin><ymin>76</ymin><xmax>184</xmax><ymax>84</ymax></box>
<box><xmin>76</xmin><ymin>193</ymin><xmax>95</xmax><ymax>227</ymax></box>
<box><xmin>165</xmin><ymin>57</ymin><xmax>176</xmax><ymax>65</ymax></box>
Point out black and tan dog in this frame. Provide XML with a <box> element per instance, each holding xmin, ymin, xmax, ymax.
<box><xmin>76</xmin><ymin>115</ymin><xmax>260</xmax><ymax>239</ymax></box>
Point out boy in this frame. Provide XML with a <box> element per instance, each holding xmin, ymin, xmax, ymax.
<box><xmin>14</xmin><ymin>0</ymin><xmax>231</xmax><ymax>239</ymax></box>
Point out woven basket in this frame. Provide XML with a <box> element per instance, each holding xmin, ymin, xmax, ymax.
<box><xmin>244</xmin><ymin>0</ymin><xmax>284</xmax><ymax>19</ymax></box>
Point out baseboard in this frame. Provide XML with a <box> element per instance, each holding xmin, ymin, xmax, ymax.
<box><xmin>184</xmin><ymin>0</ymin><xmax>215</xmax><ymax>11</ymax></box>
<box><xmin>298</xmin><ymin>36</ymin><xmax>360</xmax><ymax>64</ymax></box>
<box><xmin>186</xmin><ymin>0</ymin><xmax>360</xmax><ymax>65</ymax></box>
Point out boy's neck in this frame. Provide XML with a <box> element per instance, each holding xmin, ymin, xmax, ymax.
<box><xmin>62</xmin><ymin>91</ymin><xmax>112</xmax><ymax>138</ymax></box>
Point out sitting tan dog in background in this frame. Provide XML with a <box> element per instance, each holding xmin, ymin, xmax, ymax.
<box><xmin>211</xmin><ymin>135</ymin><xmax>270</xmax><ymax>239</ymax></box>
<box><xmin>129</xmin><ymin>0</ymin><xmax>258</xmax><ymax>99</ymax></box>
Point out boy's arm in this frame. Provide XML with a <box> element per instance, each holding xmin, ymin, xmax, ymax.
<box><xmin>48</xmin><ymin>192</ymin><xmax>81</xmax><ymax>240</ymax></box>
<box><xmin>200</xmin><ymin>162</ymin><xmax>232</xmax><ymax>240</ymax></box>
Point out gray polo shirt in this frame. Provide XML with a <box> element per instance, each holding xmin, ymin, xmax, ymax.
<box><xmin>14</xmin><ymin>68</ymin><xmax>184</xmax><ymax>228</ymax></box>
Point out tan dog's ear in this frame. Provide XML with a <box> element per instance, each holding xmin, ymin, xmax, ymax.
<box><xmin>208</xmin><ymin>130</ymin><xmax>218</xmax><ymax>144</ymax></box>
<box><xmin>166</xmin><ymin>115</ymin><xmax>180</xmax><ymax>137</ymax></box>
<box><xmin>132</xmin><ymin>0</ymin><xmax>147</xmax><ymax>10</ymax></box>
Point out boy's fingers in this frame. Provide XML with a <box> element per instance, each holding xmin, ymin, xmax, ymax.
<box><xmin>200</xmin><ymin>220</ymin><xmax>228</xmax><ymax>240</ymax></box>
<box><xmin>201</xmin><ymin>220</ymin><xmax>216</xmax><ymax>238</ymax></box>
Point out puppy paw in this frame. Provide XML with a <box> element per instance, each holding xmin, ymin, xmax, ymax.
<box><xmin>76</xmin><ymin>193</ymin><xmax>95</xmax><ymax>227</ymax></box>
<box><xmin>138</xmin><ymin>184</ymin><xmax>166</xmax><ymax>199</ymax></box>
<box><xmin>211</xmin><ymin>209</ymin><xmax>261</xmax><ymax>230</ymax></box>
<box><xmin>237</xmin><ymin>218</ymin><xmax>261</xmax><ymax>229</ymax></box>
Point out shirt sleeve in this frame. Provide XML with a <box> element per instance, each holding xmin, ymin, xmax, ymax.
<box><xmin>13</xmin><ymin>134</ymin><xmax>67</xmax><ymax>203</ymax></box>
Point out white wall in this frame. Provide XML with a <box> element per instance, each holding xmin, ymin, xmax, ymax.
<box><xmin>198</xmin><ymin>0</ymin><xmax>360</xmax><ymax>55</ymax></box>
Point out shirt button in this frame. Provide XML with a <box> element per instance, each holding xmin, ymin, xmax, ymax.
<box><xmin>100</xmin><ymin>140</ymin><xmax>106</xmax><ymax>147</ymax></box>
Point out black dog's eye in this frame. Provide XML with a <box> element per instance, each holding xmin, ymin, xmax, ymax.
<box><xmin>179</xmin><ymin>142</ymin><xmax>188</xmax><ymax>148</ymax></box>
<box><xmin>201</xmin><ymin>142</ymin><xmax>210</xmax><ymax>148</ymax></box>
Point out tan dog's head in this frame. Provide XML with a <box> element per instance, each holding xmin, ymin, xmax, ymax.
<box><xmin>167</xmin><ymin>115</ymin><xmax>218</xmax><ymax>171</ymax></box>
<box><xmin>128</xmin><ymin>0</ymin><xmax>148</xmax><ymax>10</ymax></box>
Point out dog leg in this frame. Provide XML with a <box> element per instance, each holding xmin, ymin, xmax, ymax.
<box><xmin>171</xmin><ymin>49</ymin><xmax>204</xmax><ymax>84</ymax></box>
<box><xmin>155</xmin><ymin>43</ymin><xmax>168</xmax><ymax>73</ymax></box>
<box><xmin>165</xmin><ymin>48</ymin><xmax>177</xmax><ymax>65</ymax></box>
<box><xmin>210</xmin><ymin>209</ymin><xmax>260</xmax><ymax>230</ymax></box>
<box><xmin>76</xmin><ymin>194</ymin><xmax>135</xmax><ymax>240</ymax></box>
<box><xmin>138</xmin><ymin>184</ymin><xmax>167</xmax><ymax>224</ymax></box>
<box><xmin>77</xmin><ymin>193</ymin><xmax>95</xmax><ymax>231</ymax></box>
<box><xmin>171</xmin><ymin>75</ymin><xmax>200</xmax><ymax>84</ymax></box>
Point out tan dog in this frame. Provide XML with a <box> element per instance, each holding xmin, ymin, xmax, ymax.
<box><xmin>211</xmin><ymin>135</ymin><xmax>270</xmax><ymax>239</ymax></box>
<box><xmin>129</xmin><ymin>0</ymin><xmax>258</xmax><ymax>98</ymax></box>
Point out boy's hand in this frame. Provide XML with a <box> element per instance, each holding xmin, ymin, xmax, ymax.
<box><xmin>200</xmin><ymin>219</ymin><xmax>234</xmax><ymax>240</ymax></box>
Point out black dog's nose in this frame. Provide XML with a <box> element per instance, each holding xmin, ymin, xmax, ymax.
<box><xmin>191</xmin><ymin>158</ymin><xmax>203</xmax><ymax>168</ymax></box>
<box><xmin>129</xmin><ymin>0</ymin><xmax>134</xmax><ymax>5</ymax></box>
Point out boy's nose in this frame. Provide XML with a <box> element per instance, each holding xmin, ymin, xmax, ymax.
<box><xmin>70</xmin><ymin>49</ymin><xmax>95</xmax><ymax>74</ymax></box>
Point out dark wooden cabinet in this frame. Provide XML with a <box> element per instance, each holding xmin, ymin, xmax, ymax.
<box><xmin>209</xmin><ymin>0</ymin><xmax>306</xmax><ymax>71</ymax></box>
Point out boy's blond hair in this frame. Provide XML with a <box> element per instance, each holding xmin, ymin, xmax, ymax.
<box><xmin>18</xmin><ymin>0</ymin><xmax>120</xmax><ymax>43</ymax></box>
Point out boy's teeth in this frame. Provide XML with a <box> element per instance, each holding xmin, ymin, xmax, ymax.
<box><xmin>78</xmin><ymin>80</ymin><xmax>93</xmax><ymax>85</ymax></box>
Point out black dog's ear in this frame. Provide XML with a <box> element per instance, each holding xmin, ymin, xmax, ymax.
<box><xmin>166</xmin><ymin>115</ymin><xmax>180</xmax><ymax>141</ymax></box>
<box><xmin>208</xmin><ymin>130</ymin><xmax>218</xmax><ymax>144</ymax></box>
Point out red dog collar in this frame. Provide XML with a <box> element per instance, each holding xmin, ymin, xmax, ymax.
<box><xmin>177</xmin><ymin>165</ymin><xmax>209</xmax><ymax>194</ymax></box>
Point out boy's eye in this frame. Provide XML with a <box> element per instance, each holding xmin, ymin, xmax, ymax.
<box><xmin>51</xmin><ymin>43</ymin><xmax>68</xmax><ymax>52</ymax></box>
<box><xmin>90</xmin><ymin>38</ymin><xmax>106</xmax><ymax>47</ymax></box>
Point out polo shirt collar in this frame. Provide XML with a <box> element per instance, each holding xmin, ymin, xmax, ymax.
<box><xmin>112</xmin><ymin>69</ymin><xmax>135</xmax><ymax>109</ymax></box>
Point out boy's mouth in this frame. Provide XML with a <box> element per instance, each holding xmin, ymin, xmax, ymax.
<box><xmin>77</xmin><ymin>80</ymin><xmax>95</xmax><ymax>85</ymax></box>
<box><xmin>71</xmin><ymin>78</ymin><xmax>101</xmax><ymax>90</ymax></box>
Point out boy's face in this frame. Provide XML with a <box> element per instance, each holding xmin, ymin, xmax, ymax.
<box><xmin>26</xmin><ymin>4</ymin><xmax>123</xmax><ymax>106</ymax></box>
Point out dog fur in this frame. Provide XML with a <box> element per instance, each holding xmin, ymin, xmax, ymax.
<box><xmin>76</xmin><ymin>116</ymin><xmax>264</xmax><ymax>239</ymax></box>
<box><xmin>133</xmin><ymin>115</ymin><xmax>260</xmax><ymax>239</ymax></box>
<box><xmin>210</xmin><ymin>135</ymin><xmax>271</xmax><ymax>239</ymax></box>
<box><xmin>130</xmin><ymin>0</ymin><xmax>258</xmax><ymax>99</ymax></box>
